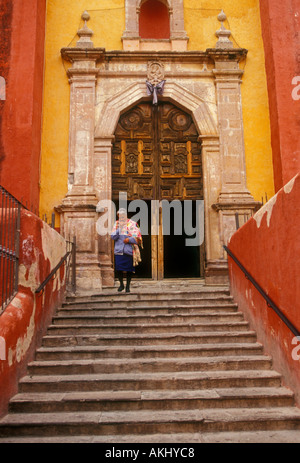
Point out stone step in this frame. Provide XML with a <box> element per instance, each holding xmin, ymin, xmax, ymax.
<box><xmin>2</xmin><ymin>429</ymin><xmax>300</xmax><ymax>443</ymax></box>
<box><xmin>47</xmin><ymin>321</ymin><xmax>250</xmax><ymax>335</ymax></box>
<box><xmin>54</xmin><ymin>311</ymin><xmax>243</xmax><ymax>324</ymax></box>
<box><xmin>2</xmin><ymin>282</ymin><xmax>299</xmax><ymax>443</ymax></box>
<box><xmin>1</xmin><ymin>407</ymin><xmax>300</xmax><ymax>437</ymax></box>
<box><xmin>35</xmin><ymin>342</ymin><xmax>265</xmax><ymax>361</ymax></box>
<box><xmin>8</xmin><ymin>387</ymin><xmax>295</xmax><ymax>414</ymax></box>
<box><xmin>57</xmin><ymin>303</ymin><xmax>239</xmax><ymax>316</ymax></box>
<box><xmin>61</xmin><ymin>299</ymin><xmax>237</xmax><ymax>310</ymax></box>
<box><xmin>64</xmin><ymin>288</ymin><xmax>231</xmax><ymax>304</ymax></box>
<box><xmin>18</xmin><ymin>370</ymin><xmax>282</xmax><ymax>393</ymax></box>
<box><xmin>27</xmin><ymin>355</ymin><xmax>273</xmax><ymax>376</ymax></box>
<box><xmin>41</xmin><ymin>330</ymin><xmax>257</xmax><ymax>347</ymax></box>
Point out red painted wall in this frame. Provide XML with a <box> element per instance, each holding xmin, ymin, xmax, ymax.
<box><xmin>0</xmin><ymin>0</ymin><xmax>46</xmax><ymax>210</ymax></box>
<box><xmin>227</xmin><ymin>173</ymin><xmax>300</xmax><ymax>404</ymax></box>
<box><xmin>139</xmin><ymin>0</ymin><xmax>170</xmax><ymax>39</ymax></box>
<box><xmin>259</xmin><ymin>0</ymin><xmax>300</xmax><ymax>192</ymax></box>
<box><xmin>0</xmin><ymin>210</ymin><xmax>67</xmax><ymax>418</ymax></box>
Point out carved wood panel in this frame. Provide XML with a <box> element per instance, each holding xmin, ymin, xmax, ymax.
<box><xmin>112</xmin><ymin>102</ymin><xmax>203</xmax><ymax>201</ymax></box>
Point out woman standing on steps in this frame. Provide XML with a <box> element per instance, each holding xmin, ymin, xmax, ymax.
<box><xmin>111</xmin><ymin>208</ymin><xmax>142</xmax><ymax>293</ymax></box>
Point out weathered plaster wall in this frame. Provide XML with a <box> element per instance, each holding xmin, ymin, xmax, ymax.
<box><xmin>259</xmin><ymin>0</ymin><xmax>300</xmax><ymax>192</ymax></box>
<box><xmin>0</xmin><ymin>210</ymin><xmax>67</xmax><ymax>417</ymax></box>
<box><xmin>39</xmin><ymin>0</ymin><xmax>125</xmax><ymax>223</ymax></box>
<box><xmin>0</xmin><ymin>0</ymin><xmax>47</xmax><ymax>209</ymax></box>
<box><xmin>184</xmin><ymin>0</ymin><xmax>274</xmax><ymax>204</ymax></box>
<box><xmin>227</xmin><ymin>173</ymin><xmax>300</xmax><ymax>404</ymax></box>
<box><xmin>39</xmin><ymin>0</ymin><xmax>274</xmax><ymax>224</ymax></box>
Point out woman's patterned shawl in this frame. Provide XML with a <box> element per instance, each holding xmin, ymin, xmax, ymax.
<box><xmin>112</xmin><ymin>218</ymin><xmax>143</xmax><ymax>266</ymax></box>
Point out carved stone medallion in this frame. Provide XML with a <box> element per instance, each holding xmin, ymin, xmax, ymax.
<box><xmin>147</xmin><ymin>61</ymin><xmax>165</xmax><ymax>86</ymax></box>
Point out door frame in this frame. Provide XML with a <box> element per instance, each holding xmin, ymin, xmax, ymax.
<box><xmin>111</xmin><ymin>100</ymin><xmax>204</xmax><ymax>280</ymax></box>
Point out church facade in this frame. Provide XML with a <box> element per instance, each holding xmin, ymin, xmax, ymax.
<box><xmin>37</xmin><ymin>0</ymin><xmax>276</xmax><ymax>291</ymax></box>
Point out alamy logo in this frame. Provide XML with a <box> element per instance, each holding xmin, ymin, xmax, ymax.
<box><xmin>291</xmin><ymin>336</ymin><xmax>300</xmax><ymax>361</ymax></box>
<box><xmin>0</xmin><ymin>336</ymin><xmax>6</xmax><ymax>361</ymax></box>
<box><xmin>96</xmin><ymin>195</ymin><xmax>205</xmax><ymax>247</ymax></box>
<box><xmin>292</xmin><ymin>76</ymin><xmax>300</xmax><ymax>101</ymax></box>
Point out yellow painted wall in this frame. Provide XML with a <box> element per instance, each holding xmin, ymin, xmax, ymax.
<box><xmin>40</xmin><ymin>0</ymin><xmax>274</xmax><ymax>224</ymax></box>
<box><xmin>39</xmin><ymin>0</ymin><xmax>125</xmax><ymax>224</ymax></box>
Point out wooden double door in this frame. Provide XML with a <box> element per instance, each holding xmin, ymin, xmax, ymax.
<box><xmin>112</xmin><ymin>101</ymin><xmax>205</xmax><ymax>279</ymax></box>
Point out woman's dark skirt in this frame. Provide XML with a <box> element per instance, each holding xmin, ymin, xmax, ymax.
<box><xmin>115</xmin><ymin>254</ymin><xmax>135</xmax><ymax>273</ymax></box>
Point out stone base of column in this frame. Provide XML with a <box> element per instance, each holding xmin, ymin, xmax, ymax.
<box><xmin>213</xmin><ymin>192</ymin><xmax>262</xmax><ymax>247</ymax></box>
<box><xmin>56</xmin><ymin>201</ymin><xmax>103</xmax><ymax>293</ymax></box>
<box><xmin>205</xmin><ymin>259</ymin><xmax>229</xmax><ymax>286</ymax></box>
<box><xmin>75</xmin><ymin>261</ymin><xmax>102</xmax><ymax>292</ymax></box>
<box><xmin>100</xmin><ymin>260</ymin><xmax>115</xmax><ymax>288</ymax></box>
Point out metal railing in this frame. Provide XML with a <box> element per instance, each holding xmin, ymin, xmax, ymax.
<box><xmin>0</xmin><ymin>186</ymin><xmax>22</xmax><ymax>313</ymax></box>
<box><xmin>0</xmin><ymin>184</ymin><xmax>77</xmax><ymax>313</ymax></box>
<box><xmin>35</xmin><ymin>237</ymin><xmax>76</xmax><ymax>296</ymax></box>
<box><xmin>224</xmin><ymin>244</ymin><xmax>300</xmax><ymax>338</ymax></box>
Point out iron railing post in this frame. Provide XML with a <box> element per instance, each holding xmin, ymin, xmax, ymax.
<box><xmin>14</xmin><ymin>203</ymin><xmax>21</xmax><ymax>294</ymax></box>
<box><xmin>0</xmin><ymin>187</ymin><xmax>22</xmax><ymax>313</ymax></box>
<box><xmin>72</xmin><ymin>235</ymin><xmax>76</xmax><ymax>294</ymax></box>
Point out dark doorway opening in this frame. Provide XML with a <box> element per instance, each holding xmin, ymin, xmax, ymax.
<box><xmin>163</xmin><ymin>200</ymin><xmax>201</xmax><ymax>279</ymax></box>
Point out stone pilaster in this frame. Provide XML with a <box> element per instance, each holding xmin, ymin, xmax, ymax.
<box><xmin>94</xmin><ymin>137</ymin><xmax>115</xmax><ymax>287</ymax></box>
<box><xmin>57</xmin><ymin>13</ymin><xmax>105</xmax><ymax>291</ymax></box>
<box><xmin>207</xmin><ymin>12</ymin><xmax>261</xmax><ymax>260</ymax></box>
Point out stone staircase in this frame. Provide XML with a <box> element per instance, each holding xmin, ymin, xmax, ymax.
<box><xmin>1</xmin><ymin>280</ymin><xmax>300</xmax><ymax>443</ymax></box>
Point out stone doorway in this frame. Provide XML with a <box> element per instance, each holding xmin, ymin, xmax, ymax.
<box><xmin>59</xmin><ymin>17</ymin><xmax>262</xmax><ymax>290</ymax></box>
<box><xmin>112</xmin><ymin>101</ymin><xmax>205</xmax><ymax>280</ymax></box>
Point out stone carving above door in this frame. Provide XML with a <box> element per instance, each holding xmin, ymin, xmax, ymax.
<box><xmin>147</xmin><ymin>61</ymin><xmax>165</xmax><ymax>85</ymax></box>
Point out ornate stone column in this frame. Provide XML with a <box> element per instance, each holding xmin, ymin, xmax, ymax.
<box><xmin>199</xmin><ymin>135</ymin><xmax>227</xmax><ymax>285</ymax></box>
<box><xmin>206</xmin><ymin>12</ymin><xmax>260</xmax><ymax>281</ymax></box>
<box><xmin>57</xmin><ymin>13</ymin><xmax>105</xmax><ymax>291</ymax></box>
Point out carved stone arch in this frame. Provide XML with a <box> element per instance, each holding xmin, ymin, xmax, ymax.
<box><xmin>139</xmin><ymin>0</ymin><xmax>171</xmax><ymax>8</ymax></box>
<box><xmin>138</xmin><ymin>0</ymin><xmax>172</xmax><ymax>15</ymax></box>
<box><xmin>94</xmin><ymin>81</ymin><xmax>221</xmax><ymax>286</ymax></box>
<box><xmin>95</xmin><ymin>81</ymin><xmax>218</xmax><ymax>139</ymax></box>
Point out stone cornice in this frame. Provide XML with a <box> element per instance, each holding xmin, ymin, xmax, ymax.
<box><xmin>103</xmin><ymin>48</ymin><xmax>247</xmax><ymax>63</ymax></box>
<box><xmin>206</xmin><ymin>48</ymin><xmax>248</xmax><ymax>62</ymax></box>
<box><xmin>61</xmin><ymin>47</ymin><xmax>106</xmax><ymax>63</ymax></box>
<box><xmin>104</xmin><ymin>50</ymin><xmax>213</xmax><ymax>63</ymax></box>
<box><xmin>61</xmin><ymin>47</ymin><xmax>248</xmax><ymax>68</ymax></box>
